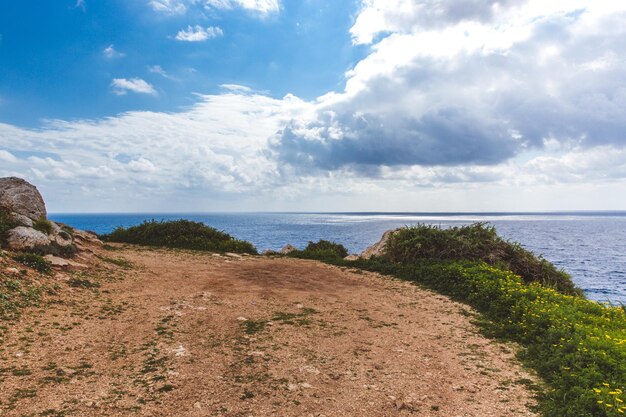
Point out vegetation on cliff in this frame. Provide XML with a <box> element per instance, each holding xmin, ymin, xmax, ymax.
<box><xmin>102</xmin><ymin>219</ymin><xmax>257</xmax><ymax>254</ymax></box>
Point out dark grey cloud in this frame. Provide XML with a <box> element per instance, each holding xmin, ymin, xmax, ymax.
<box><xmin>273</xmin><ymin>2</ymin><xmax>626</xmax><ymax>175</ymax></box>
<box><xmin>272</xmin><ymin>108</ymin><xmax>520</xmax><ymax>173</ymax></box>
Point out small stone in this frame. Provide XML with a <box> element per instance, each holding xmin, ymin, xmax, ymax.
<box><xmin>193</xmin><ymin>402</ymin><xmax>202</xmax><ymax>409</ymax></box>
<box><xmin>237</xmin><ymin>316</ymin><xmax>248</xmax><ymax>321</ymax></box>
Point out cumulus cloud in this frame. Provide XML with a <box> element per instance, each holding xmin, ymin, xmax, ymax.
<box><xmin>175</xmin><ymin>25</ymin><xmax>223</xmax><ymax>42</ymax></box>
<box><xmin>0</xmin><ymin>93</ymin><xmax>310</xmax><ymax>211</ymax></box>
<box><xmin>271</xmin><ymin>0</ymin><xmax>626</xmax><ymax>174</ymax></box>
<box><xmin>110</xmin><ymin>78</ymin><xmax>157</xmax><ymax>96</ymax></box>
<box><xmin>103</xmin><ymin>44</ymin><xmax>125</xmax><ymax>59</ymax></box>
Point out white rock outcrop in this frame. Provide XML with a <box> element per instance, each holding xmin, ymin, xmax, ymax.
<box><xmin>360</xmin><ymin>229</ymin><xmax>399</xmax><ymax>259</ymax></box>
<box><xmin>7</xmin><ymin>226</ymin><xmax>51</xmax><ymax>251</ymax></box>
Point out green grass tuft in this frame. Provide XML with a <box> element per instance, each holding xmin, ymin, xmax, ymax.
<box><xmin>101</xmin><ymin>219</ymin><xmax>257</xmax><ymax>254</ymax></box>
<box><xmin>33</xmin><ymin>216</ymin><xmax>54</xmax><ymax>235</ymax></box>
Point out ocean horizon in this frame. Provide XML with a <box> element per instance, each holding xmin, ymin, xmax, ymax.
<box><xmin>50</xmin><ymin>211</ymin><xmax>626</xmax><ymax>305</ymax></box>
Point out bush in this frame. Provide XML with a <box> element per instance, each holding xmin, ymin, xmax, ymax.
<box><xmin>12</xmin><ymin>253</ymin><xmax>52</xmax><ymax>274</ymax></box>
<box><xmin>0</xmin><ymin>211</ymin><xmax>16</xmax><ymax>248</ymax></box>
<box><xmin>101</xmin><ymin>220</ymin><xmax>257</xmax><ymax>254</ymax></box>
<box><xmin>289</xmin><ymin>240</ymin><xmax>349</xmax><ymax>261</ymax></box>
<box><xmin>33</xmin><ymin>216</ymin><xmax>54</xmax><ymax>235</ymax></box>
<box><xmin>383</xmin><ymin>223</ymin><xmax>581</xmax><ymax>296</ymax></box>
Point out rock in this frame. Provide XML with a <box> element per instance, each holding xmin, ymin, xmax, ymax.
<box><xmin>72</xmin><ymin>229</ymin><xmax>102</xmax><ymax>245</ymax></box>
<box><xmin>5</xmin><ymin>267</ymin><xmax>20</xmax><ymax>274</ymax></box>
<box><xmin>44</xmin><ymin>255</ymin><xmax>70</xmax><ymax>267</ymax></box>
<box><xmin>262</xmin><ymin>249</ymin><xmax>278</xmax><ymax>256</ymax></box>
<box><xmin>344</xmin><ymin>254</ymin><xmax>359</xmax><ymax>261</ymax></box>
<box><xmin>9</xmin><ymin>212</ymin><xmax>33</xmax><ymax>227</ymax></box>
<box><xmin>7</xmin><ymin>226</ymin><xmax>51</xmax><ymax>251</ymax></box>
<box><xmin>280</xmin><ymin>244</ymin><xmax>297</xmax><ymax>255</ymax></box>
<box><xmin>0</xmin><ymin>177</ymin><xmax>47</xmax><ymax>221</ymax></box>
<box><xmin>360</xmin><ymin>229</ymin><xmax>399</xmax><ymax>259</ymax></box>
<box><xmin>43</xmin><ymin>255</ymin><xmax>87</xmax><ymax>268</ymax></box>
<box><xmin>55</xmin><ymin>232</ymin><xmax>73</xmax><ymax>247</ymax></box>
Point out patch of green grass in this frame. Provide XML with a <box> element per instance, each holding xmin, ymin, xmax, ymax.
<box><xmin>33</xmin><ymin>216</ymin><xmax>54</xmax><ymax>235</ymax></box>
<box><xmin>0</xmin><ymin>276</ymin><xmax>43</xmax><ymax>323</ymax></box>
<box><xmin>97</xmin><ymin>255</ymin><xmax>133</xmax><ymax>268</ymax></box>
<box><xmin>0</xmin><ymin>211</ymin><xmax>17</xmax><ymax>248</ymax></box>
<box><xmin>243</xmin><ymin>319</ymin><xmax>267</xmax><ymax>334</ymax></box>
<box><xmin>67</xmin><ymin>278</ymin><xmax>100</xmax><ymax>289</ymax></box>
<box><xmin>12</xmin><ymin>253</ymin><xmax>51</xmax><ymax>274</ymax></box>
<box><xmin>101</xmin><ymin>219</ymin><xmax>257</xmax><ymax>254</ymax></box>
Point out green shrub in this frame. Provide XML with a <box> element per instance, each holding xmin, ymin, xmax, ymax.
<box><xmin>384</xmin><ymin>223</ymin><xmax>581</xmax><ymax>296</ymax></box>
<box><xmin>289</xmin><ymin>240</ymin><xmax>349</xmax><ymax>261</ymax></box>
<box><xmin>33</xmin><ymin>216</ymin><xmax>54</xmax><ymax>235</ymax></box>
<box><xmin>12</xmin><ymin>253</ymin><xmax>52</xmax><ymax>274</ymax></box>
<box><xmin>0</xmin><ymin>211</ymin><xmax>18</xmax><ymax>248</ymax></box>
<box><xmin>101</xmin><ymin>220</ymin><xmax>257</xmax><ymax>254</ymax></box>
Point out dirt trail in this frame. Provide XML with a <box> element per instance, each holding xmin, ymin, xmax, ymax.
<box><xmin>0</xmin><ymin>246</ymin><xmax>539</xmax><ymax>416</ymax></box>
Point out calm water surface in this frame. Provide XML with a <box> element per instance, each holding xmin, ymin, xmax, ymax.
<box><xmin>49</xmin><ymin>212</ymin><xmax>626</xmax><ymax>304</ymax></box>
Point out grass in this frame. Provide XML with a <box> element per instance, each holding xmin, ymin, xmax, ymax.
<box><xmin>102</xmin><ymin>219</ymin><xmax>257</xmax><ymax>254</ymax></box>
<box><xmin>0</xmin><ymin>211</ymin><xmax>17</xmax><ymax>248</ymax></box>
<box><xmin>12</xmin><ymin>253</ymin><xmax>52</xmax><ymax>274</ymax></box>
<box><xmin>33</xmin><ymin>216</ymin><xmax>54</xmax><ymax>235</ymax></box>
<box><xmin>291</xmin><ymin>224</ymin><xmax>626</xmax><ymax>417</ymax></box>
<box><xmin>0</xmin><ymin>276</ymin><xmax>43</xmax><ymax>323</ymax></box>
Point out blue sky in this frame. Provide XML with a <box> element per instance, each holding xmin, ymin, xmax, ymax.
<box><xmin>0</xmin><ymin>0</ymin><xmax>364</xmax><ymax>126</ymax></box>
<box><xmin>1</xmin><ymin>0</ymin><xmax>626</xmax><ymax>212</ymax></box>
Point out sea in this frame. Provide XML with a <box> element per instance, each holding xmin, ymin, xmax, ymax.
<box><xmin>49</xmin><ymin>212</ymin><xmax>626</xmax><ymax>305</ymax></box>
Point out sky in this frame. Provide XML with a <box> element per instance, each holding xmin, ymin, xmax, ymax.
<box><xmin>1</xmin><ymin>0</ymin><xmax>626</xmax><ymax>213</ymax></box>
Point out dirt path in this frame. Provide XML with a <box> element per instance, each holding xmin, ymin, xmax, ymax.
<box><xmin>0</xmin><ymin>246</ymin><xmax>540</xmax><ymax>416</ymax></box>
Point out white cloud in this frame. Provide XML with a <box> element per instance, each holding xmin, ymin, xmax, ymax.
<box><xmin>0</xmin><ymin>150</ymin><xmax>17</xmax><ymax>163</ymax></box>
<box><xmin>175</xmin><ymin>25</ymin><xmax>223</xmax><ymax>42</ymax></box>
<box><xmin>204</xmin><ymin>0</ymin><xmax>280</xmax><ymax>16</ymax></box>
<box><xmin>110</xmin><ymin>78</ymin><xmax>157</xmax><ymax>96</ymax></box>
<box><xmin>149</xmin><ymin>0</ymin><xmax>186</xmax><ymax>14</ymax></box>
<box><xmin>103</xmin><ymin>44</ymin><xmax>125</xmax><ymax>59</ymax></box>
<box><xmin>220</xmin><ymin>84</ymin><xmax>252</xmax><ymax>93</ymax></box>
<box><xmin>0</xmin><ymin>93</ymin><xmax>310</xmax><ymax>211</ymax></box>
<box><xmin>272</xmin><ymin>0</ymin><xmax>626</xmax><ymax>174</ymax></box>
<box><xmin>148</xmin><ymin>65</ymin><xmax>178</xmax><ymax>81</ymax></box>
<box><xmin>75</xmin><ymin>0</ymin><xmax>86</xmax><ymax>11</ymax></box>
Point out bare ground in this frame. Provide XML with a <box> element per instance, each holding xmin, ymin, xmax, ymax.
<box><xmin>0</xmin><ymin>246</ymin><xmax>540</xmax><ymax>417</ymax></box>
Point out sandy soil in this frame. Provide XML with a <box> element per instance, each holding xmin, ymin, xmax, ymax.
<box><xmin>0</xmin><ymin>246</ymin><xmax>540</xmax><ymax>416</ymax></box>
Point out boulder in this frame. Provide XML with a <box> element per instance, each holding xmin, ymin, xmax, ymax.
<box><xmin>360</xmin><ymin>229</ymin><xmax>399</xmax><ymax>259</ymax></box>
<box><xmin>279</xmin><ymin>244</ymin><xmax>297</xmax><ymax>255</ymax></box>
<box><xmin>344</xmin><ymin>254</ymin><xmax>359</xmax><ymax>261</ymax></box>
<box><xmin>0</xmin><ymin>177</ymin><xmax>47</xmax><ymax>221</ymax></box>
<box><xmin>9</xmin><ymin>212</ymin><xmax>33</xmax><ymax>227</ymax></box>
<box><xmin>7</xmin><ymin>226</ymin><xmax>51</xmax><ymax>251</ymax></box>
